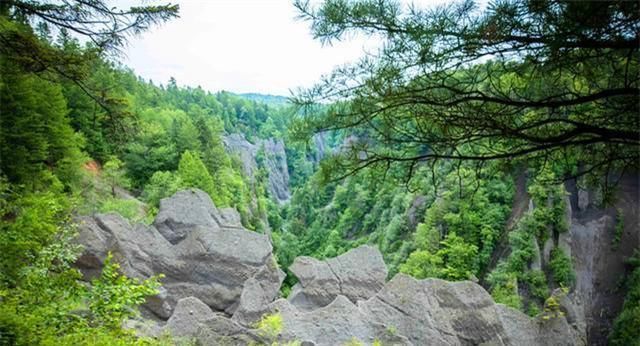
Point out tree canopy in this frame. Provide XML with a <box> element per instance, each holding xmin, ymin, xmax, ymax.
<box><xmin>292</xmin><ymin>0</ymin><xmax>639</xmax><ymax>183</ymax></box>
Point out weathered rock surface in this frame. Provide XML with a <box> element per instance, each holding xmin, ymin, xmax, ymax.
<box><xmin>287</xmin><ymin>245</ymin><xmax>387</xmax><ymax>310</ymax></box>
<box><xmin>265</xmin><ymin>274</ymin><xmax>583</xmax><ymax>346</ymax></box>
<box><xmin>126</xmin><ymin>278</ymin><xmax>584</xmax><ymax>346</ymax></box>
<box><xmin>224</xmin><ymin>133</ymin><xmax>290</xmax><ymax>203</ymax></box>
<box><xmin>164</xmin><ymin>296</ymin><xmax>260</xmax><ymax>345</ymax></box>
<box><xmin>232</xmin><ymin>263</ymin><xmax>286</xmax><ymax>325</ymax></box>
<box><xmin>75</xmin><ymin>189</ymin><xmax>281</xmax><ymax>319</ymax></box>
<box><xmin>564</xmin><ymin>174</ymin><xmax>639</xmax><ymax>344</ymax></box>
<box><xmin>79</xmin><ymin>187</ymin><xmax>590</xmax><ymax>346</ymax></box>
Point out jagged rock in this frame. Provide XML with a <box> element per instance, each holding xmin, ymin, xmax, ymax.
<box><xmin>531</xmin><ymin>238</ymin><xmax>542</xmax><ymax>271</ymax></box>
<box><xmin>224</xmin><ymin>133</ymin><xmax>290</xmax><ymax>203</ymax></box>
<box><xmin>75</xmin><ymin>189</ymin><xmax>282</xmax><ymax>319</ymax></box>
<box><xmin>219</xmin><ymin>207</ymin><xmax>243</xmax><ymax>228</ymax></box>
<box><xmin>145</xmin><ymin>274</ymin><xmax>584</xmax><ymax>346</ymax></box>
<box><xmin>543</xmin><ymin>237</ymin><xmax>554</xmax><ymax>266</ymax></box>
<box><xmin>528</xmin><ymin>198</ymin><xmax>535</xmax><ymax>212</ymax></box>
<box><xmin>550</xmin><ymin>289</ymin><xmax>588</xmax><ymax>345</ymax></box>
<box><xmin>406</xmin><ymin>195</ymin><xmax>427</xmax><ymax>229</ymax></box>
<box><xmin>232</xmin><ymin>262</ymin><xmax>286</xmax><ymax>325</ymax></box>
<box><xmin>577</xmin><ymin>189</ymin><xmax>589</xmax><ymax>211</ymax></box>
<box><xmin>558</xmin><ymin>195</ymin><xmax>573</xmax><ymax>256</ymax></box>
<box><xmin>265</xmin><ymin>274</ymin><xmax>583</xmax><ymax>346</ymax></box>
<box><xmin>273</xmin><ymin>295</ymin><xmax>413</xmax><ymax>346</ymax></box>
<box><xmin>123</xmin><ymin>318</ymin><xmax>163</xmax><ymax>339</ymax></box>
<box><xmin>312</xmin><ymin>133</ymin><xmax>327</xmax><ymax>163</ymax></box>
<box><xmin>164</xmin><ymin>296</ymin><xmax>216</xmax><ymax>338</ymax></box>
<box><xmin>163</xmin><ymin>297</ymin><xmax>254</xmax><ymax>345</ymax></box>
<box><xmin>288</xmin><ymin>245</ymin><xmax>387</xmax><ymax>310</ymax></box>
<box><xmin>153</xmin><ymin>189</ymin><xmax>218</xmax><ymax>244</ymax></box>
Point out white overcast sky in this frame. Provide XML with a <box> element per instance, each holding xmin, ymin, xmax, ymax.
<box><xmin>121</xmin><ymin>0</ymin><xmax>453</xmax><ymax>95</ymax></box>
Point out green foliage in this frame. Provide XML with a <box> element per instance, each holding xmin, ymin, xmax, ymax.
<box><xmin>255</xmin><ymin>313</ymin><xmax>284</xmax><ymax>341</ymax></box>
<box><xmin>524</xmin><ymin>270</ymin><xmax>549</xmax><ymax>301</ymax></box>
<box><xmin>177</xmin><ymin>150</ymin><xmax>216</xmax><ymax>198</ymax></box>
<box><xmin>142</xmin><ymin>171</ymin><xmax>182</xmax><ymax>207</ymax></box>
<box><xmin>612</xmin><ymin>208</ymin><xmax>624</xmax><ymax>249</ymax></box>
<box><xmin>291</xmin><ymin>0</ymin><xmax>639</xmax><ymax>185</ymax></box>
<box><xmin>438</xmin><ymin>232</ymin><xmax>479</xmax><ymax>280</ymax></box>
<box><xmin>486</xmin><ymin>166</ymin><xmax>571</xmax><ymax>313</ymax></box>
<box><xmin>528</xmin><ymin>168</ymin><xmax>568</xmax><ymax>239</ymax></box>
<box><xmin>0</xmin><ymin>183</ymin><xmax>165</xmax><ymax>345</ymax></box>
<box><xmin>98</xmin><ymin>197</ymin><xmax>146</xmax><ymax>225</ymax></box>
<box><xmin>88</xmin><ymin>253</ymin><xmax>163</xmax><ymax>328</ymax></box>
<box><xmin>0</xmin><ymin>68</ymin><xmax>85</xmax><ymax>190</ymax></box>
<box><xmin>549</xmin><ymin>248</ymin><xmax>576</xmax><ymax>287</ymax></box>
<box><xmin>400</xmin><ymin>250</ymin><xmax>443</xmax><ymax>279</ymax></box>
<box><xmin>542</xmin><ymin>289</ymin><xmax>568</xmax><ymax>320</ymax></box>
<box><xmin>609</xmin><ymin>252</ymin><xmax>640</xmax><ymax>346</ymax></box>
<box><xmin>490</xmin><ymin>275</ymin><xmax>523</xmax><ymax>311</ymax></box>
<box><xmin>0</xmin><ymin>181</ymin><xmax>72</xmax><ymax>286</ymax></box>
<box><xmin>342</xmin><ymin>338</ymin><xmax>364</xmax><ymax>346</ymax></box>
<box><xmin>397</xmin><ymin>164</ymin><xmax>512</xmax><ymax>281</ymax></box>
<box><xmin>102</xmin><ymin>156</ymin><xmax>131</xmax><ymax>196</ymax></box>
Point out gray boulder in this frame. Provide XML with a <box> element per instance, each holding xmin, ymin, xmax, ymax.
<box><xmin>288</xmin><ymin>245</ymin><xmax>388</xmax><ymax>310</ymax></box>
<box><xmin>266</xmin><ymin>274</ymin><xmax>583</xmax><ymax>346</ymax></box>
<box><xmin>75</xmin><ymin>189</ymin><xmax>282</xmax><ymax>319</ymax></box>
<box><xmin>232</xmin><ymin>262</ymin><xmax>286</xmax><ymax>325</ymax></box>
<box><xmin>164</xmin><ymin>296</ymin><xmax>260</xmax><ymax>345</ymax></box>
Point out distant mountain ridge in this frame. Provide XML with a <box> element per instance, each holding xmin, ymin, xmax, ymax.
<box><xmin>236</xmin><ymin>93</ymin><xmax>290</xmax><ymax>106</ymax></box>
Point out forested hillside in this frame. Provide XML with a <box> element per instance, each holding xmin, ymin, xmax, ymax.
<box><xmin>1</xmin><ymin>0</ymin><xmax>638</xmax><ymax>345</ymax></box>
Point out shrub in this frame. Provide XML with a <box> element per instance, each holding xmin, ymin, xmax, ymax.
<box><xmin>400</xmin><ymin>250</ymin><xmax>443</xmax><ymax>279</ymax></box>
<box><xmin>255</xmin><ymin>313</ymin><xmax>283</xmax><ymax>341</ymax></box>
<box><xmin>549</xmin><ymin>248</ymin><xmax>575</xmax><ymax>287</ymax></box>
<box><xmin>609</xmin><ymin>252</ymin><xmax>640</xmax><ymax>346</ymax></box>
<box><xmin>541</xmin><ymin>295</ymin><xmax>564</xmax><ymax>320</ymax></box>
<box><xmin>524</xmin><ymin>270</ymin><xmax>549</xmax><ymax>300</ymax></box>
<box><xmin>490</xmin><ymin>274</ymin><xmax>523</xmax><ymax>310</ymax></box>
<box><xmin>99</xmin><ymin>197</ymin><xmax>144</xmax><ymax>224</ymax></box>
<box><xmin>88</xmin><ymin>253</ymin><xmax>163</xmax><ymax>328</ymax></box>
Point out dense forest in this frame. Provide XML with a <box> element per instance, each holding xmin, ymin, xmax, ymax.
<box><xmin>1</xmin><ymin>0</ymin><xmax>638</xmax><ymax>345</ymax></box>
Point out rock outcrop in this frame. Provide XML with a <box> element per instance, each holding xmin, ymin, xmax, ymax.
<box><xmin>267</xmin><ymin>274</ymin><xmax>583</xmax><ymax>346</ymax></box>
<box><xmin>75</xmin><ymin>189</ymin><xmax>283</xmax><ymax>318</ymax></box>
<box><xmin>224</xmin><ymin>133</ymin><xmax>290</xmax><ymax>203</ymax></box>
<box><xmin>163</xmin><ymin>297</ymin><xmax>260</xmax><ymax>345</ymax></box>
<box><xmin>484</xmin><ymin>169</ymin><xmax>640</xmax><ymax>345</ymax></box>
<box><xmin>76</xmin><ymin>188</ymin><xmax>586</xmax><ymax>345</ymax></box>
<box><xmin>130</xmin><ymin>279</ymin><xmax>584</xmax><ymax>346</ymax></box>
<box><xmin>566</xmin><ymin>174</ymin><xmax>639</xmax><ymax>344</ymax></box>
<box><xmin>287</xmin><ymin>245</ymin><xmax>387</xmax><ymax>310</ymax></box>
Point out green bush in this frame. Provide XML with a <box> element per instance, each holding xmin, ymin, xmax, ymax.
<box><xmin>549</xmin><ymin>248</ymin><xmax>575</xmax><ymax>287</ymax></box>
<box><xmin>88</xmin><ymin>253</ymin><xmax>163</xmax><ymax>328</ymax></box>
<box><xmin>0</xmin><ymin>184</ymin><xmax>170</xmax><ymax>345</ymax></box>
<box><xmin>400</xmin><ymin>250</ymin><xmax>443</xmax><ymax>279</ymax></box>
<box><xmin>609</xmin><ymin>253</ymin><xmax>640</xmax><ymax>346</ymax></box>
<box><xmin>255</xmin><ymin>313</ymin><xmax>284</xmax><ymax>340</ymax></box>
<box><xmin>489</xmin><ymin>269</ymin><xmax>522</xmax><ymax>310</ymax></box>
<box><xmin>524</xmin><ymin>270</ymin><xmax>549</xmax><ymax>300</ymax></box>
<box><xmin>99</xmin><ymin>197</ymin><xmax>145</xmax><ymax>224</ymax></box>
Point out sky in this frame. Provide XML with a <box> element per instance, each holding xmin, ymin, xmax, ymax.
<box><xmin>121</xmin><ymin>0</ymin><xmax>451</xmax><ymax>96</ymax></box>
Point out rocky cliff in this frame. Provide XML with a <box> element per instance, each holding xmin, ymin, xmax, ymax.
<box><xmin>491</xmin><ymin>172</ymin><xmax>640</xmax><ymax>345</ymax></box>
<box><xmin>566</xmin><ymin>174</ymin><xmax>639</xmax><ymax>344</ymax></box>
<box><xmin>76</xmin><ymin>189</ymin><xmax>586</xmax><ymax>345</ymax></box>
<box><xmin>224</xmin><ymin>133</ymin><xmax>290</xmax><ymax>203</ymax></box>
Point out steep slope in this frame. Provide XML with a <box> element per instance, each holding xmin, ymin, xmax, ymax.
<box><xmin>567</xmin><ymin>174</ymin><xmax>639</xmax><ymax>344</ymax></box>
<box><xmin>224</xmin><ymin>133</ymin><xmax>291</xmax><ymax>203</ymax></box>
